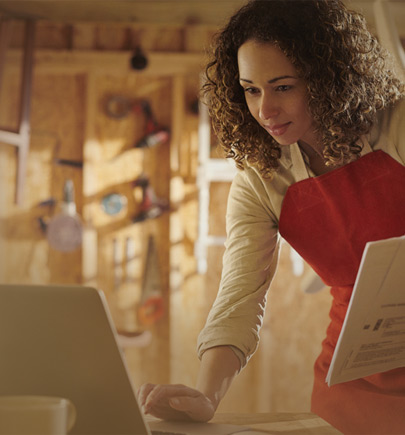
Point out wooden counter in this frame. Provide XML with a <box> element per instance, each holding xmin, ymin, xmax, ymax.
<box><xmin>148</xmin><ymin>412</ymin><xmax>342</xmax><ymax>434</ymax></box>
<box><xmin>212</xmin><ymin>412</ymin><xmax>342</xmax><ymax>434</ymax></box>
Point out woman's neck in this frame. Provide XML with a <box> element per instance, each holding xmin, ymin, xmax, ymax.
<box><xmin>298</xmin><ymin>140</ymin><xmax>323</xmax><ymax>158</ymax></box>
<box><xmin>297</xmin><ymin>140</ymin><xmax>335</xmax><ymax>176</ymax></box>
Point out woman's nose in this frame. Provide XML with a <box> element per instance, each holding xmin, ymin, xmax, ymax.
<box><xmin>259</xmin><ymin>96</ymin><xmax>279</xmax><ymax>121</ymax></box>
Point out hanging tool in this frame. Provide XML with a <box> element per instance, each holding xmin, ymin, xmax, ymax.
<box><xmin>105</xmin><ymin>95</ymin><xmax>132</xmax><ymax>119</ymax></box>
<box><xmin>53</xmin><ymin>158</ymin><xmax>83</xmax><ymax>168</ymax></box>
<box><xmin>132</xmin><ymin>175</ymin><xmax>169</xmax><ymax>223</ymax></box>
<box><xmin>137</xmin><ymin>235</ymin><xmax>164</xmax><ymax>326</ymax></box>
<box><xmin>134</xmin><ymin>100</ymin><xmax>170</xmax><ymax>149</ymax></box>
<box><xmin>104</xmin><ymin>96</ymin><xmax>170</xmax><ymax>149</ymax></box>
<box><xmin>101</xmin><ymin>192</ymin><xmax>128</xmax><ymax>216</ymax></box>
<box><xmin>45</xmin><ymin>180</ymin><xmax>83</xmax><ymax>252</ymax></box>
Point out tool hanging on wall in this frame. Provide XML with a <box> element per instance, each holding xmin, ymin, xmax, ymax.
<box><xmin>53</xmin><ymin>158</ymin><xmax>83</xmax><ymax>168</ymax></box>
<box><xmin>110</xmin><ymin>236</ymin><xmax>153</xmax><ymax>348</ymax></box>
<box><xmin>44</xmin><ymin>180</ymin><xmax>83</xmax><ymax>252</ymax></box>
<box><xmin>101</xmin><ymin>192</ymin><xmax>128</xmax><ymax>216</ymax></box>
<box><xmin>134</xmin><ymin>100</ymin><xmax>170</xmax><ymax>149</ymax></box>
<box><xmin>137</xmin><ymin>235</ymin><xmax>164</xmax><ymax>327</ymax></box>
<box><xmin>132</xmin><ymin>174</ymin><xmax>169</xmax><ymax>223</ymax></box>
<box><xmin>105</xmin><ymin>95</ymin><xmax>132</xmax><ymax>120</ymax></box>
<box><xmin>104</xmin><ymin>95</ymin><xmax>170</xmax><ymax>149</ymax></box>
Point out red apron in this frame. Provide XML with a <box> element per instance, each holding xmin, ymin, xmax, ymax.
<box><xmin>279</xmin><ymin>149</ymin><xmax>405</xmax><ymax>434</ymax></box>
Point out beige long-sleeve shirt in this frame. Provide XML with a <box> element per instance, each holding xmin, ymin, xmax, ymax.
<box><xmin>197</xmin><ymin>98</ymin><xmax>405</xmax><ymax>369</ymax></box>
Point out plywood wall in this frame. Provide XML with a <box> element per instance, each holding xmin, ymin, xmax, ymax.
<box><xmin>0</xmin><ymin>19</ymin><xmax>333</xmax><ymax>414</ymax></box>
<box><xmin>0</xmin><ymin>58</ymin><xmax>85</xmax><ymax>284</ymax></box>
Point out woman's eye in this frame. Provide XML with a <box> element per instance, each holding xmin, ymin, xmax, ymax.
<box><xmin>244</xmin><ymin>87</ymin><xmax>259</xmax><ymax>95</ymax></box>
<box><xmin>276</xmin><ymin>85</ymin><xmax>292</xmax><ymax>92</ymax></box>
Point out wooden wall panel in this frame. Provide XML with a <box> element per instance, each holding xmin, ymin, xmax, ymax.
<box><xmin>0</xmin><ymin>65</ymin><xmax>84</xmax><ymax>284</ymax></box>
<box><xmin>166</xmin><ymin>73</ymin><xmax>206</xmax><ymax>387</ymax></box>
<box><xmin>0</xmin><ymin>68</ymin><xmax>21</xmax><ymax>132</ymax></box>
<box><xmin>31</xmin><ymin>73</ymin><xmax>85</xmax><ymax>284</ymax></box>
<box><xmin>169</xmin><ymin>181</ymin><xmax>205</xmax><ymax>387</ymax></box>
<box><xmin>80</xmin><ymin>69</ymin><xmax>175</xmax><ymax>387</ymax></box>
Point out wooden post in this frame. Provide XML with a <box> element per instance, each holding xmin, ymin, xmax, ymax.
<box><xmin>0</xmin><ymin>19</ymin><xmax>36</xmax><ymax>205</ymax></box>
<box><xmin>16</xmin><ymin>20</ymin><xmax>35</xmax><ymax>205</ymax></box>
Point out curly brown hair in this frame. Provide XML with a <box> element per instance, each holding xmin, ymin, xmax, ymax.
<box><xmin>202</xmin><ymin>0</ymin><xmax>404</xmax><ymax>178</ymax></box>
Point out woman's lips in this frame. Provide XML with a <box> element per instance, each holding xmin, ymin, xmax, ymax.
<box><xmin>265</xmin><ymin>122</ymin><xmax>291</xmax><ymax>136</ymax></box>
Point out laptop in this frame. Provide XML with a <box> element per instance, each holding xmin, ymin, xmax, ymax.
<box><xmin>0</xmin><ymin>284</ymin><xmax>250</xmax><ymax>435</ymax></box>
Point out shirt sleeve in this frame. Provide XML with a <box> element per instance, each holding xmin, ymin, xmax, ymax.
<box><xmin>197</xmin><ymin>168</ymin><xmax>280</xmax><ymax>369</ymax></box>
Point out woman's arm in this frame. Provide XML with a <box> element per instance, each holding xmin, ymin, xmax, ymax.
<box><xmin>138</xmin><ymin>169</ymin><xmax>280</xmax><ymax>421</ymax></box>
<box><xmin>137</xmin><ymin>345</ymin><xmax>240</xmax><ymax>422</ymax></box>
<box><xmin>197</xmin><ymin>168</ymin><xmax>280</xmax><ymax>368</ymax></box>
<box><xmin>196</xmin><ymin>345</ymin><xmax>241</xmax><ymax>410</ymax></box>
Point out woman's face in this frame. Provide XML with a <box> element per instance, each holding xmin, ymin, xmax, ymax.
<box><xmin>237</xmin><ymin>39</ymin><xmax>318</xmax><ymax>148</ymax></box>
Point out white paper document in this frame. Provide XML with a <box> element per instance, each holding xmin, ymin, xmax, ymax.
<box><xmin>326</xmin><ymin>234</ymin><xmax>405</xmax><ymax>386</ymax></box>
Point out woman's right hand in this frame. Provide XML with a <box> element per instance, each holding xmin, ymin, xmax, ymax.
<box><xmin>138</xmin><ymin>346</ymin><xmax>240</xmax><ymax>422</ymax></box>
<box><xmin>137</xmin><ymin>383</ymin><xmax>216</xmax><ymax>422</ymax></box>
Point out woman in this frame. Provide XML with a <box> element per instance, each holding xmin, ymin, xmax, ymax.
<box><xmin>138</xmin><ymin>1</ymin><xmax>405</xmax><ymax>433</ymax></box>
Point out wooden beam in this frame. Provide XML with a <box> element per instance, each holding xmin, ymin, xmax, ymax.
<box><xmin>0</xmin><ymin>130</ymin><xmax>20</xmax><ymax>146</ymax></box>
<box><xmin>0</xmin><ymin>18</ymin><xmax>13</xmax><ymax>98</ymax></box>
<box><xmin>0</xmin><ymin>20</ymin><xmax>35</xmax><ymax>205</ymax></box>
<box><xmin>5</xmin><ymin>49</ymin><xmax>204</xmax><ymax>76</ymax></box>
<box><xmin>15</xmin><ymin>20</ymin><xmax>35</xmax><ymax>205</ymax></box>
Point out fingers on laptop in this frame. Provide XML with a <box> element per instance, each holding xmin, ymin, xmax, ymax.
<box><xmin>137</xmin><ymin>382</ymin><xmax>155</xmax><ymax>408</ymax></box>
<box><xmin>137</xmin><ymin>383</ymin><xmax>214</xmax><ymax>422</ymax></box>
<box><xmin>139</xmin><ymin>383</ymin><xmax>191</xmax><ymax>412</ymax></box>
<box><xmin>169</xmin><ymin>395</ymin><xmax>214</xmax><ymax>422</ymax></box>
